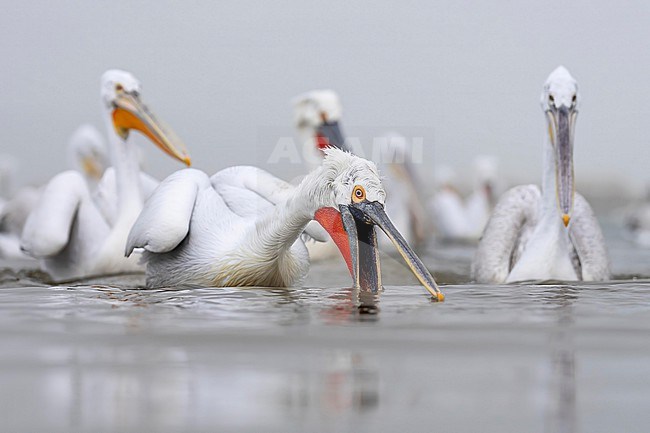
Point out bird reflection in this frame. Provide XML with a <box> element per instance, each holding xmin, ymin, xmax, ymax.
<box><xmin>540</xmin><ymin>285</ymin><xmax>577</xmax><ymax>433</ymax></box>
<box><xmin>322</xmin><ymin>287</ymin><xmax>380</xmax><ymax>324</ymax></box>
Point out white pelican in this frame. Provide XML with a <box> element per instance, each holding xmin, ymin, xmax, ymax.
<box><xmin>67</xmin><ymin>124</ymin><xmax>109</xmax><ymax>187</ymax></box>
<box><xmin>377</xmin><ymin>133</ymin><xmax>432</xmax><ymax>247</ymax></box>
<box><xmin>472</xmin><ymin>66</ymin><xmax>610</xmax><ymax>283</ymax></box>
<box><xmin>624</xmin><ymin>185</ymin><xmax>650</xmax><ymax>246</ymax></box>
<box><xmin>464</xmin><ymin>156</ymin><xmax>499</xmax><ymax>239</ymax></box>
<box><xmin>429</xmin><ymin>165</ymin><xmax>471</xmax><ymax>239</ymax></box>
<box><xmin>292</xmin><ymin>90</ymin><xmax>349</xmax><ymax>171</ymax></box>
<box><xmin>0</xmin><ymin>127</ymin><xmax>110</xmax><ymax>260</ymax></box>
<box><xmin>125</xmin><ymin>148</ymin><xmax>444</xmax><ymax>301</ymax></box>
<box><xmin>20</xmin><ymin>70</ymin><xmax>190</xmax><ymax>281</ymax></box>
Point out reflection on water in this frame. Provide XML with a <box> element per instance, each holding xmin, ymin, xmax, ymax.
<box><xmin>1</xmin><ymin>223</ymin><xmax>650</xmax><ymax>432</ymax></box>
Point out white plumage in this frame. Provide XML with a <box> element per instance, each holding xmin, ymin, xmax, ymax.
<box><xmin>20</xmin><ymin>70</ymin><xmax>190</xmax><ymax>281</ymax></box>
<box><xmin>126</xmin><ymin>148</ymin><xmax>443</xmax><ymax>302</ymax></box>
<box><xmin>127</xmin><ymin>149</ymin><xmax>381</xmax><ymax>288</ymax></box>
<box><xmin>472</xmin><ymin>66</ymin><xmax>610</xmax><ymax>283</ymax></box>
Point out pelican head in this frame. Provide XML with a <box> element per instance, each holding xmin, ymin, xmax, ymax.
<box><xmin>292</xmin><ymin>89</ymin><xmax>348</xmax><ymax>152</ymax></box>
<box><xmin>100</xmin><ymin>69</ymin><xmax>191</xmax><ymax>166</ymax></box>
<box><xmin>541</xmin><ymin>66</ymin><xmax>578</xmax><ymax>227</ymax></box>
<box><xmin>67</xmin><ymin>124</ymin><xmax>108</xmax><ymax>181</ymax></box>
<box><xmin>311</xmin><ymin>149</ymin><xmax>443</xmax><ymax>301</ymax></box>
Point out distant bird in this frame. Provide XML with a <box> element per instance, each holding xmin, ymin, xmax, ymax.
<box><xmin>472</xmin><ymin>66</ymin><xmax>610</xmax><ymax>283</ymax></box>
<box><xmin>126</xmin><ymin>148</ymin><xmax>444</xmax><ymax>301</ymax></box>
<box><xmin>465</xmin><ymin>156</ymin><xmax>500</xmax><ymax>238</ymax></box>
<box><xmin>377</xmin><ymin>133</ymin><xmax>432</xmax><ymax>247</ymax></box>
<box><xmin>67</xmin><ymin>124</ymin><xmax>109</xmax><ymax>187</ymax></box>
<box><xmin>0</xmin><ymin>126</ymin><xmax>110</xmax><ymax>260</ymax></box>
<box><xmin>21</xmin><ymin>70</ymin><xmax>190</xmax><ymax>281</ymax></box>
<box><xmin>625</xmin><ymin>185</ymin><xmax>650</xmax><ymax>246</ymax></box>
<box><xmin>293</xmin><ymin>89</ymin><xmax>349</xmax><ymax>172</ymax></box>
<box><xmin>429</xmin><ymin>165</ymin><xmax>471</xmax><ymax>239</ymax></box>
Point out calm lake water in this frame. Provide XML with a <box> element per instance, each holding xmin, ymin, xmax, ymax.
<box><xmin>1</xmin><ymin>219</ymin><xmax>650</xmax><ymax>433</ymax></box>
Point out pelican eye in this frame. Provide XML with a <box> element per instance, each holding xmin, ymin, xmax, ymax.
<box><xmin>115</xmin><ymin>84</ymin><xmax>124</xmax><ymax>92</ymax></box>
<box><xmin>571</xmin><ymin>94</ymin><xmax>577</xmax><ymax>106</ymax></box>
<box><xmin>548</xmin><ymin>94</ymin><xmax>555</xmax><ymax>105</ymax></box>
<box><xmin>352</xmin><ymin>185</ymin><xmax>366</xmax><ymax>203</ymax></box>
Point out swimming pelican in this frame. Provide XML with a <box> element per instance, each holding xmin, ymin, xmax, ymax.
<box><xmin>472</xmin><ymin>66</ymin><xmax>610</xmax><ymax>283</ymax></box>
<box><xmin>465</xmin><ymin>156</ymin><xmax>500</xmax><ymax>239</ymax></box>
<box><xmin>0</xmin><ymin>127</ymin><xmax>112</xmax><ymax>260</ymax></box>
<box><xmin>67</xmin><ymin>124</ymin><xmax>109</xmax><ymax>187</ymax></box>
<box><xmin>429</xmin><ymin>165</ymin><xmax>471</xmax><ymax>239</ymax></box>
<box><xmin>293</xmin><ymin>90</ymin><xmax>349</xmax><ymax>171</ymax></box>
<box><xmin>20</xmin><ymin>70</ymin><xmax>190</xmax><ymax>281</ymax></box>
<box><xmin>125</xmin><ymin>148</ymin><xmax>444</xmax><ymax>300</ymax></box>
<box><xmin>623</xmin><ymin>184</ymin><xmax>650</xmax><ymax>246</ymax></box>
<box><xmin>377</xmin><ymin>133</ymin><xmax>432</xmax><ymax>247</ymax></box>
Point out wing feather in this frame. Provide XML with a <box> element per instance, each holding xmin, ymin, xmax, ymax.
<box><xmin>569</xmin><ymin>193</ymin><xmax>611</xmax><ymax>280</ymax></box>
<box><xmin>125</xmin><ymin>169</ymin><xmax>210</xmax><ymax>256</ymax></box>
<box><xmin>211</xmin><ymin>166</ymin><xmax>328</xmax><ymax>242</ymax></box>
<box><xmin>472</xmin><ymin>185</ymin><xmax>541</xmax><ymax>283</ymax></box>
<box><xmin>21</xmin><ymin>171</ymin><xmax>90</xmax><ymax>257</ymax></box>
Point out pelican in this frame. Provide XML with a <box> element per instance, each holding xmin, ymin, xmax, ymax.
<box><xmin>429</xmin><ymin>165</ymin><xmax>471</xmax><ymax>239</ymax></box>
<box><xmin>67</xmin><ymin>124</ymin><xmax>109</xmax><ymax>187</ymax></box>
<box><xmin>472</xmin><ymin>66</ymin><xmax>610</xmax><ymax>283</ymax></box>
<box><xmin>20</xmin><ymin>69</ymin><xmax>190</xmax><ymax>281</ymax></box>
<box><xmin>624</xmin><ymin>184</ymin><xmax>650</xmax><ymax>246</ymax></box>
<box><xmin>293</xmin><ymin>90</ymin><xmax>349</xmax><ymax>171</ymax></box>
<box><xmin>0</xmin><ymin>126</ymin><xmax>111</xmax><ymax>260</ymax></box>
<box><xmin>125</xmin><ymin>148</ymin><xmax>444</xmax><ymax>301</ymax></box>
<box><xmin>464</xmin><ymin>156</ymin><xmax>499</xmax><ymax>239</ymax></box>
<box><xmin>377</xmin><ymin>133</ymin><xmax>432</xmax><ymax>247</ymax></box>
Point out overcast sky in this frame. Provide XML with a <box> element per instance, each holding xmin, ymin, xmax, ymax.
<box><xmin>1</xmin><ymin>0</ymin><xmax>649</xmax><ymax>196</ymax></box>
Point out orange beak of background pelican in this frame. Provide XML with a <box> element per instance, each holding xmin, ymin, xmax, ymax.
<box><xmin>112</xmin><ymin>92</ymin><xmax>191</xmax><ymax>166</ymax></box>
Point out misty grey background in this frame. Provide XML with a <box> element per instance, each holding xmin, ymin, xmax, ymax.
<box><xmin>1</xmin><ymin>0</ymin><xmax>649</xmax><ymax>195</ymax></box>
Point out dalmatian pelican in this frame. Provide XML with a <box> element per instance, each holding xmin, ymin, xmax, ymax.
<box><xmin>472</xmin><ymin>66</ymin><xmax>610</xmax><ymax>283</ymax></box>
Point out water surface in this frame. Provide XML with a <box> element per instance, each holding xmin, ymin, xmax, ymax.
<box><xmin>1</xmin><ymin>222</ymin><xmax>649</xmax><ymax>433</ymax></box>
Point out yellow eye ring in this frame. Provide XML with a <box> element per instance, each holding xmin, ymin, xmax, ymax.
<box><xmin>352</xmin><ymin>185</ymin><xmax>366</xmax><ymax>203</ymax></box>
<box><xmin>115</xmin><ymin>84</ymin><xmax>124</xmax><ymax>92</ymax></box>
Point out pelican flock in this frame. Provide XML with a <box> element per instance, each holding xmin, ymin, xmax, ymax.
<box><xmin>472</xmin><ymin>66</ymin><xmax>610</xmax><ymax>283</ymax></box>
<box><xmin>20</xmin><ymin>70</ymin><xmax>191</xmax><ymax>281</ymax></box>
<box><xmin>2</xmin><ymin>64</ymin><xmax>622</xmax><ymax>295</ymax></box>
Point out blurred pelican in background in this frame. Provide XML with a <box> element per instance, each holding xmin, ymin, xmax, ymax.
<box><xmin>624</xmin><ymin>185</ymin><xmax>650</xmax><ymax>246</ymax></box>
<box><xmin>292</xmin><ymin>89</ymin><xmax>349</xmax><ymax>172</ymax></box>
<box><xmin>126</xmin><ymin>148</ymin><xmax>444</xmax><ymax>301</ymax></box>
<box><xmin>428</xmin><ymin>157</ymin><xmax>501</xmax><ymax>241</ymax></box>
<box><xmin>0</xmin><ymin>127</ymin><xmax>111</xmax><ymax>260</ymax></box>
<box><xmin>428</xmin><ymin>165</ymin><xmax>470</xmax><ymax>240</ymax></box>
<box><xmin>376</xmin><ymin>133</ymin><xmax>432</xmax><ymax>248</ymax></box>
<box><xmin>20</xmin><ymin>70</ymin><xmax>190</xmax><ymax>281</ymax></box>
<box><xmin>67</xmin><ymin>124</ymin><xmax>109</xmax><ymax>188</ymax></box>
<box><xmin>472</xmin><ymin>66</ymin><xmax>610</xmax><ymax>283</ymax></box>
<box><xmin>465</xmin><ymin>155</ymin><xmax>500</xmax><ymax>238</ymax></box>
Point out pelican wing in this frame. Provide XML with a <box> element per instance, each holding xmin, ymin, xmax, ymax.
<box><xmin>210</xmin><ymin>166</ymin><xmax>329</xmax><ymax>242</ymax></box>
<box><xmin>472</xmin><ymin>185</ymin><xmax>541</xmax><ymax>283</ymax></box>
<box><xmin>125</xmin><ymin>169</ymin><xmax>210</xmax><ymax>256</ymax></box>
<box><xmin>569</xmin><ymin>193</ymin><xmax>611</xmax><ymax>280</ymax></box>
<box><xmin>21</xmin><ymin>171</ymin><xmax>93</xmax><ymax>257</ymax></box>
